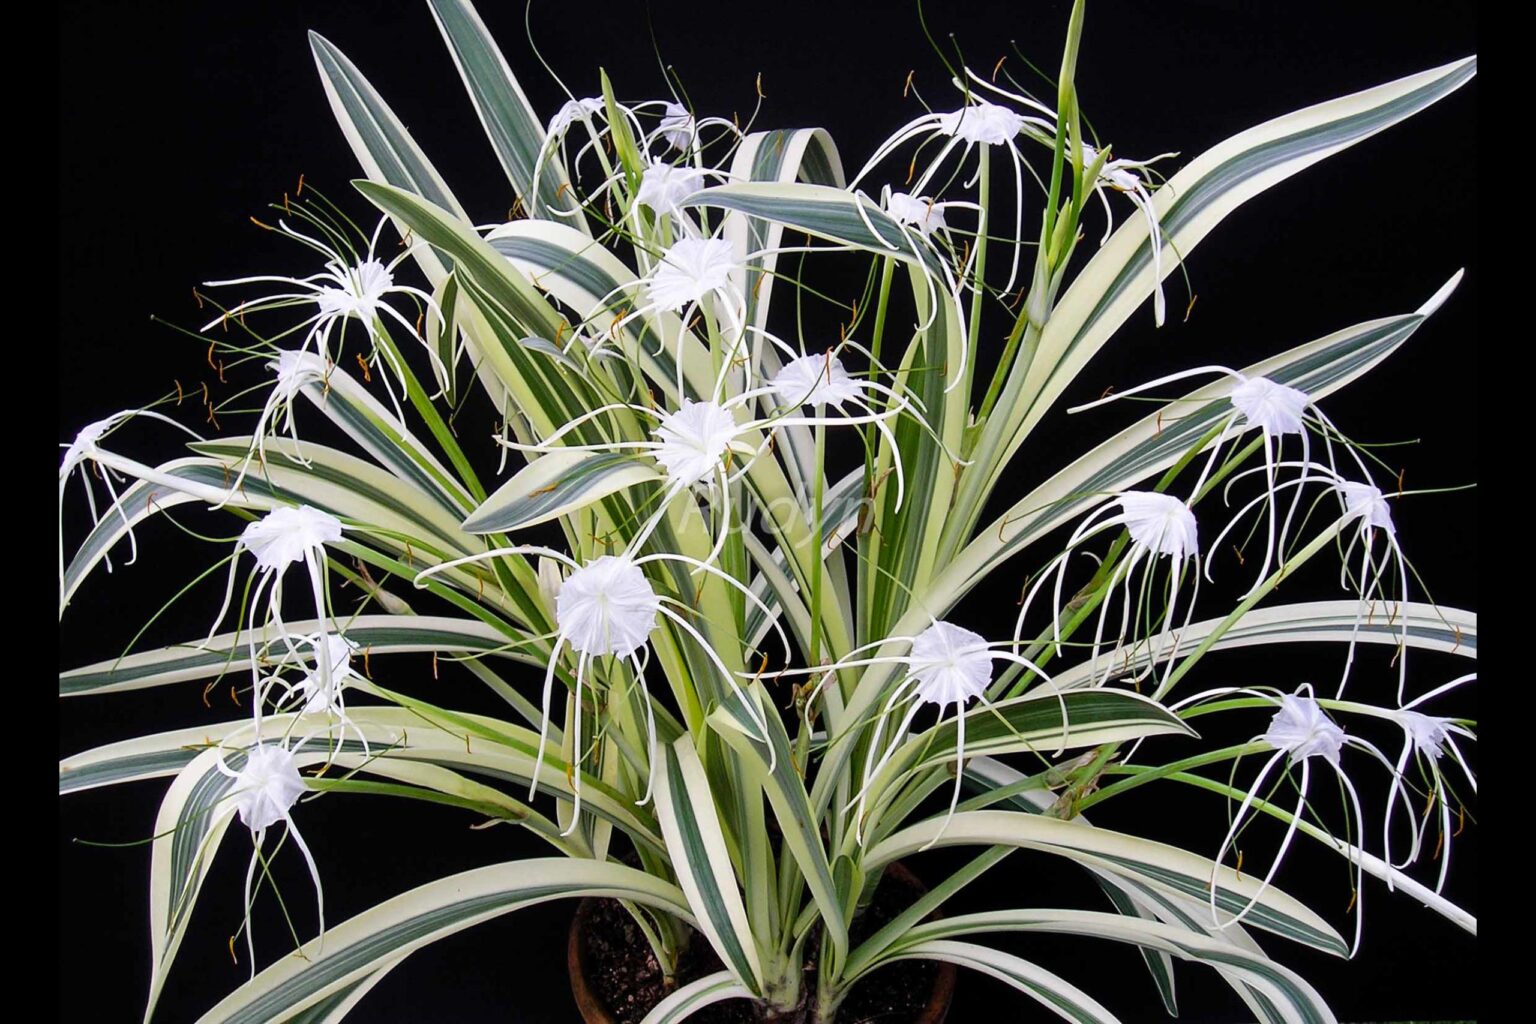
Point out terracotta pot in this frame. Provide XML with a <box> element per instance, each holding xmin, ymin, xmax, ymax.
<box><xmin>569</xmin><ymin>861</ymin><xmax>956</xmax><ymax>1024</ymax></box>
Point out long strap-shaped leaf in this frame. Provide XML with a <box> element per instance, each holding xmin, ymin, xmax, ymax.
<box><xmin>654</xmin><ymin>735</ymin><xmax>766</xmax><ymax>995</ymax></box>
<box><xmin>866</xmin><ymin>689</ymin><xmax>1194</xmax><ymax>808</ymax></box>
<box><xmin>193</xmin><ymin>858</ymin><xmax>692</xmax><ymax>1024</ymax></box>
<box><xmin>638</xmin><ymin>970</ymin><xmax>754</xmax><ymax>1024</ymax></box>
<box><xmin>309</xmin><ymin>31</ymin><xmax>466</xmax><ymax>287</ymax></box>
<box><xmin>61</xmin><ymin>615</ymin><xmax>527</xmax><ymax>697</ymax></box>
<box><xmin>885</xmin><ymin>914</ymin><xmax>1337</xmax><ymax>1024</ymax></box>
<box><xmin>1050</xmin><ymin>601</ymin><xmax>1475</xmax><ymax>691</ymax></box>
<box><xmin>884</xmin><ymin>939</ymin><xmax>1122</xmax><ymax>1024</ymax></box>
<box><xmin>426</xmin><ymin>0</ymin><xmax>586</xmax><ymax>228</ymax></box>
<box><xmin>867</xmin><ymin>809</ymin><xmax>1346</xmax><ymax>956</ymax></box>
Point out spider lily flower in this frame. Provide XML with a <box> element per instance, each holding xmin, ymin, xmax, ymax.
<box><xmin>415</xmin><ymin>544</ymin><xmax>786</xmax><ymax>833</ymax></box>
<box><xmin>1015</xmin><ymin>491</ymin><xmax>1201</xmax><ymax>690</ymax></box>
<box><xmin>593</xmin><ymin>235</ymin><xmax>747</xmax><ymax>398</ymax></box>
<box><xmin>546</xmin><ymin>96</ymin><xmax>605</xmax><ymax>138</ymax></box>
<box><xmin>1379</xmin><ymin>673</ymin><xmax>1477</xmax><ymax>894</ymax></box>
<box><xmin>1204</xmin><ymin>685</ymin><xmax>1386</xmax><ymax>956</ymax></box>
<box><xmin>765</xmin><ymin>620</ymin><xmax>1058</xmax><ymax>847</ymax></box>
<box><xmin>635</xmin><ymin>160</ymin><xmax>708</xmax><ymax>219</ymax></box>
<box><xmin>265</xmin><ymin>632</ymin><xmax>374</xmax><ymax>755</ymax></box>
<box><xmin>216</xmin><ymin>740</ymin><xmax>324</xmax><ymax>976</ymax></box>
<box><xmin>884</xmin><ymin>190</ymin><xmax>952</xmax><ymax>240</ymax></box>
<box><xmin>214</xmin><ymin>349</ymin><xmax>332</xmax><ymax>510</ymax></box>
<box><xmin>1070</xmin><ymin>365</ymin><xmax>1334</xmax><ymax>596</ymax></box>
<box><xmin>1078</xmin><ymin>142</ymin><xmax>1179</xmax><ymax>326</ymax></box>
<box><xmin>201</xmin><ymin>217</ymin><xmax>443</xmax><ymax>415</ymax></box>
<box><xmin>58</xmin><ymin>408</ymin><xmax>202</xmax><ymax>590</ymax></box>
<box><xmin>1330</xmin><ymin>477</ymin><xmax>1411</xmax><ymax>701</ymax></box>
<box><xmin>655</xmin><ymin>101</ymin><xmax>696</xmax><ymax>152</ymax></box>
<box><xmin>852</xmin><ymin>70</ymin><xmax>1058</xmax><ymax>295</ymax></box>
<box><xmin>209</xmin><ymin>505</ymin><xmax>346</xmax><ymax>717</ymax></box>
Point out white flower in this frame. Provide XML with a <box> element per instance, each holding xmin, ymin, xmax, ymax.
<box><xmin>885</xmin><ymin>192</ymin><xmax>949</xmax><ymax>238</ymax></box>
<box><xmin>58</xmin><ymin>408</ymin><xmax>200</xmax><ymax>597</ymax></box>
<box><xmin>769</xmin><ymin>352</ymin><xmax>864</xmax><ymax>409</ymax></box>
<box><xmin>1203</xmin><ymin>684</ymin><xmax>1373</xmax><ymax>955</ymax></box>
<box><xmin>1401</xmin><ymin>710</ymin><xmax>1452</xmax><ymax>759</ymax></box>
<box><xmin>1263</xmin><ymin>692</ymin><xmax>1346</xmax><ymax>767</ymax></box>
<box><xmin>232</xmin><ymin>742</ymin><xmax>307</xmax><ymax>831</ymax></box>
<box><xmin>296</xmin><ymin>633</ymin><xmax>360</xmax><ymax>715</ymax></box>
<box><xmin>210</xmin><ymin>506</ymin><xmax>346</xmax><ymax>709</ymax></box>
<box><xmin>647</xmin><ymin>237</ymin><xmax>739</xmax><ymax>312</ymax></box>
<box><xmin>652</xmin><ymin>400</ymin><xmax>739</xmax><ymax>487</ymax></box>
<box><xmin>906</xmin><ymin>621</ymin><xmax>994</xmax><ymax>706</ymax></box>
<box><xmin>849</xmin><ymin>71</ymin><xmax>1057</xmax><ymax>298</ymax></box>
<box><xmin>1326</xmin><ymin>475</ymin><xmax>1411</xmax><ymax>699</ymax></box>
<box><xmin>657</xmin><ymin>101</ymin><xmax>695</xmax><ymax>151</ymax></box>
<box><xmin>936</xmin><ymin>101</ymin><xmax>1026</xmax><ymax>145</ymax></box>
<box><xmin>1229</xmin><ymin>376</ymin><xmax>1310</xmax><ymax>436</ymax></box>
<box><xmin>1079</xmin><ymin>142</ymin><xmax>1179</xmax><ymax>327</ymax></box>
<box><xmin>313</xmin><ymin>258</ymin><xmax>393</xmax><ymax>322</ymax></box>
<box><xmin>555</xmin><ymin>555</ymin><xmax>662</xmax><ymax>658</ymax></box>
<box><xmin>1017</xmin><ymin>490</ymin><xmax>1202</xmax><ymax>691</ymax></box>
<box><xmin>1339</xmin><ymin>481</ymin><xmax>1396</xmax><ymax>536</ymax></box>
<box><xmin>547</xmin><ymin>96</ymin><xmax>605</xmax><ymax>137</ymax></box>
<box><xmin>636</xmin><ymin>161</ymin><xmax>706</xmax><ymax>217</ymax></box>
<box><xmin>240</xmin><ymin>505</ymin><xmax>345</xmax><ymax>573</ymax></box>
<box><xmin>216</xmin><ymin>739</ymin><xmax>325</xmax><ymax>976</ymax></box>
<box><xmin>1381</xmin><ymin>674</ymin><xmax>1477</xmax><ymax>893</ymax></box>
<box><xmin>1117</xmin><ymin>491</ymin><xmax>1199</xmax><ymax>560</ymax></box>
<box><xmin>419</xmin><ymin>540</ymin><xmax>788</xmax><ymax>835</ymax></box>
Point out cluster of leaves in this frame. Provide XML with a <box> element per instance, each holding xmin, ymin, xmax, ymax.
<box><xmin>58</xmin><ymin>2</ymin><xmax>1475</xmax><ymax>1021</ymax></box>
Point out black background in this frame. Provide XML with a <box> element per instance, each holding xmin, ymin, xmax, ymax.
<box><xmin>59</xmin><ymin>2</ymin><xmax>1481</xmax><ymax>1021</ymax></box>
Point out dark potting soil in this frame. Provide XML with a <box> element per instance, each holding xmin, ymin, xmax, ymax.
<box><xmin>579</xmin><ymin>869</ymin><xmax>941</xmax><ymax>1024</ymax></box>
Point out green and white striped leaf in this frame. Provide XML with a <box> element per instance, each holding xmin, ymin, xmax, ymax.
<box><xmin>193</xmin><ymin>858</ymin><xmax>692</xmax><ymax>1024</ymax></box>
<box><xmin>654</xmin><ymin>735</ymin><xmax>766</xmax><ymax>995</ymax></box>
<box><xmin>874</xmin><ymin>689</ymin><xmax>1194</xmax><ymax>794</ymax></box>
<box><xmin>885</xmin><ymin>940</ymin><xmax>1121</xmax><ymax>1023</ymax></box>
<box><xmin>295</xmin><ymin>362</ymin><xmax>473</xmax><ymax>517</ymax></box>
<box><xmin>885</xmin><ymin>914</ymin><xmax>1335</xmax><ymax>1024</ymax></box>
<box><xmin>60</xmin><ymin>472</ymin><xmax>206</xmax><ymax>612</ymax></box>
<box><xmin>282</xmin><ymin>961</ymin><xmax>404</xmax><ymax>1024</ymax></box>
<box><xmin>309</xmin><ymin>31</ymin><xmax>466</xmax><ymax>287</ymax></box>
<box><xmin>191</xmin><ymin>437</ymin><xmax>480</xmax><ymax>560</ymax></box>
<box><xmin>868</xmin><ymin>809</ymin><xmax>1347</xmax><ymax>956</ymax></box>
<box><xmin>1052</xmin><ymin>601</ymin><xmax>1476</xmax><ymax>691</ymax></box>
<box><xmin>61</xmin><ymin>615</ymin><xmax>527</xmax><ymax>698</ymax></box>
<box><xmin>463</xmin><ymin>450</ymin><xmax>663</xmax><ymax>534</ymax></box>
<box><xmin>959</xmin><ymin>756</ymin><xmax>1279</xmax><ymax>1019</ymax></box>
<box><xmin>683</xmin><ymin>181</ymin><xmax>949</xmax><ymax>278</ymax></box>
<box><xmin>60</xmin><ymin>711</ymin><xmax>673</xmax><ymax>853</ymax></box>
<box><xmin>426</xmin><ymin>0</ymin><xmax>585</xmax><ymax>226</ymax></box>
<box><xmin>638</xmin><ymin>971</ymin><xmax>753</xmax><ymax>1024</ymax></box>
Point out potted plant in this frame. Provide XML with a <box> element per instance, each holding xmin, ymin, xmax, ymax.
<box><xmin>59</xmin><ymin>1</ymin><xmax>1477</xmax><ymax>1020</ymax></box>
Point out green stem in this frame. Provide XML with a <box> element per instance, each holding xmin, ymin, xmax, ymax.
<box><xmin>857</xmin><ymin>257</ymin><xmax>897</xmax><ymax>647</ymax></box>
<box><xmin>1078</xmin><ymin>742</ymin><xmax>1271</xmax><ymax>811</ymax></box>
